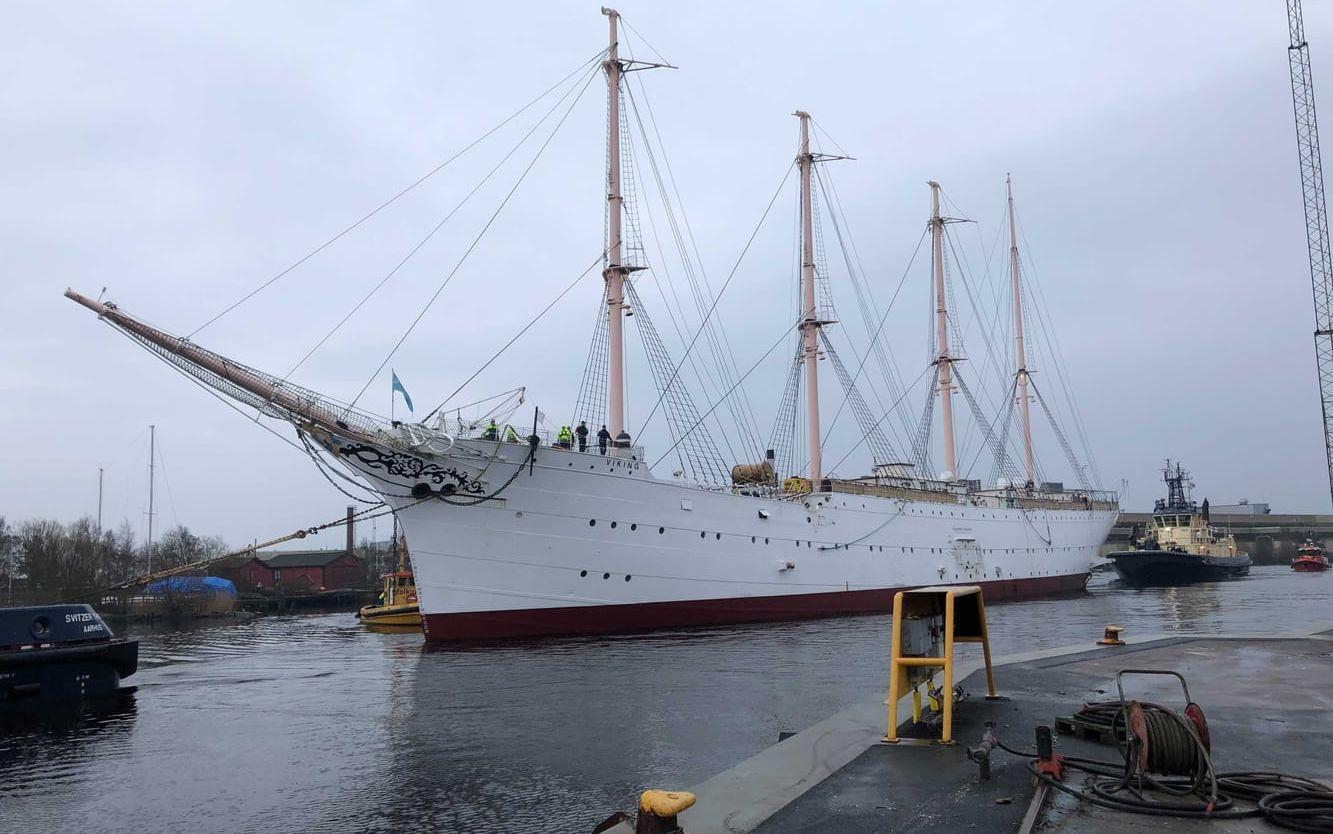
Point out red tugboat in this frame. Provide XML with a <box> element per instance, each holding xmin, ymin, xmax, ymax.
<box><xmin>1292</xmin><ymin>540</ymin><xmax>1331</xmax><ymax>572</ymax></box>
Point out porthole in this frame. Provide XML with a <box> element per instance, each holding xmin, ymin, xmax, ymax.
<box><xmin>630</xmin><ymin>523</ymin><xmax>637</xmax><ymax>531</ymax></box>
<box><xmin>589</xmin><ymin>519</ymin><xmax>597</xmax><ymax>527</ymax></box>
<box><xmin>580</xmin><ymin>570</ymin><xmax>588</xmax><ymax>577</ymax></box>
<box><xmin>624</xmin><ymin>575</ymin><xmax>632</xmax><ymax>582</ymax></box>
<box><xmin>700</xmin><ymin>531</ymin><xmax>706</xmax><ymax>539</ymax></box>
<box><xmin>603</xmin><ymin>572</ymin><xmax>610</xmax><ymax>580</ymax></box>
<box><xmin>715</xmin><ymin>532</ymin><xmax>721</xmax><ymax>541</ymax></box>
<box><xmin>765</xmin><ymin>537</ymin><xmax>770</xmax><ymax>544</ymax></box>
<box><xmin>659</xmin><ymin>527</ymin><xmax>665</xmax><ymax>534</ymax></box>
<box><xmin>610</xmin><ymin>521</ymin><xmax>618</xmax><ymax>529</ymax></box>
<box><xmin>806</xmin><ymin>517</ymin><xmax>811</xmax><ymax>523</ymax></box>
<box><xmin>751</xmin><ymin>536</ymin><xmax>756</xmax><ymax>543</ymax></box>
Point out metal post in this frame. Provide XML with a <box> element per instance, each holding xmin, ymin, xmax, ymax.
<box><xmin>930</xmin><ymin>182</ymin><xmax>957</xmax><ymax>479</ymax></box>
<box><xmin>1288</xmin><ymin>0</ymin><xmax>1333</xmax><ymax>509</ymax></box>
<box><xmin>97</xmin><ymin>466</ymin><xmax>104</xmax><ymax>534</ymax></box>
<box><xmin>1007</xmin><ymin>175</ymin><xmax>1036</xmax><ymax>486</ymax></box>
<box><xmin>797</xmin><ymin>111</ymin><xmax>822</xmax><ymax>484</ymax></box>
<box><xmin>603</xmin><ymin>7</ymin><xmax>627</xmax><ymax>442</ymax></box>
<box><xmin>941</xmin><ymin>591</ymin><xmax>956</xmax><ymax>744</ymax></box>
<box><xmin>147</xmin><ymin>424</ymin><xmax>156</xmax><ymax>574</ymax></box>
<box><xmin>884</xmin><ymin>590</ymin><xmax>905</xmax><ymax>741</ymax></box>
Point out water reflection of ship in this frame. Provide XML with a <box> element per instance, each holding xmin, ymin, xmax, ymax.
<box><xmin>1152</xmin><ymin>584</ymin><xmax>1226</xmax><ymax>634</ymax></box>
<box><xmin>0</xmin><ymin>687</ymin><xmax>137</xmax><ymax>740</ymax></box>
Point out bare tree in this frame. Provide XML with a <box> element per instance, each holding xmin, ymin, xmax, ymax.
<box><xmin>19</xmin><ymin>518</ymin><xmax>101</xmax><ymax>602</ymax></box>
<box><xmin>149</xmin><ymin>525</ymin><xmax>226</xmax><ymax>572</ymax></box>
<box><xmin>0</xmin><ymin>517</ymin><xmax>16</xmax><ymax>604</ymax></box>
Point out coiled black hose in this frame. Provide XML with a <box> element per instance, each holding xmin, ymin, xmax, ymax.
<box><xmin>1000</xmin><ymin>702</ymin><xmax>1333</xmax><ymax>830</ymax></box>
<box><xmin>1258</xmin><ymin>789</ymin><xmax>1333</xmax><ymax>833</ymax></box>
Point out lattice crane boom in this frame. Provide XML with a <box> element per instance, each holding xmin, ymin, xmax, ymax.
<box><xmin>1288</xmin><ymin>0</ymin><xmax>1333</xmax><ymax>508</ymax></box>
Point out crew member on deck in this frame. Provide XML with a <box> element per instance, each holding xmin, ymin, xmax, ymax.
<box><xmin>597</xmin><ymin>424</ymin><xmax>611</xmax><ymax>455</ymax></box>
<box><xmin>484</xmin><ymin>419</ymin><xmax>499</xmax><ymax>440</ymax></box>
<box><xmin>575</xmin><ymin>421</ymin><xmax>589</xmax><ymax>452</ymax></box>
<box><xmin>556</xmin><ymin>425</ymin><xmax>573</xmax><ymax>449</ymax></box>
<box><xmin>504</xmin><ymin>425</ymin><xmax>520</xmax><ymax>443</ymax></box>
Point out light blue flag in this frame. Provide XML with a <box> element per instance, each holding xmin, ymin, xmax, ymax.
<box><xmin>391</xmin><ymin>370</ymin><xmax>414</xmax><ymax>413</ymax></box>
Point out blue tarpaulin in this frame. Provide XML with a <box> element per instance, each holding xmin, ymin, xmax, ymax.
<box><xmin>146</xmin><ymin>576</ymin><xmax>237</xmax><ymax>596</ymax></box>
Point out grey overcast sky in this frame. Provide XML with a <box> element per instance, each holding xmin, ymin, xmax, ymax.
<box><xmin>2</xmin><ymin>1</ymin><xmax>1329</xmax><ymax>547</ymax></box>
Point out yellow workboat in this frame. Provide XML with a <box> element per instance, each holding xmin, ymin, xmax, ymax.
<box><xmin>359</xmin><ymin>526</ymin><xmax>421</xmax><ymax>630</ymax></box>
<box><xmin>359</xmin><ymin>569</ymin><xmax>421</xmax><ymax>628</ymax></box>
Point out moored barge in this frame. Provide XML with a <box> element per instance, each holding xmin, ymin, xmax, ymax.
<box><xmin>1</xmin><ymin>605</ymin><xmax>138</xmax><ymax>706</ymax></box>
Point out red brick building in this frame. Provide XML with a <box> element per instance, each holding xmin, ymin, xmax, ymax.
<box><xmin>224</xmin><ymin>550</ymin><xmax>365</xmax><ymax>592</ymax></box>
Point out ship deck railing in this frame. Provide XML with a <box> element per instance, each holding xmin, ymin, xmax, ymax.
<box><xmin>826</xmin><ymin>478</ymin><xmax>1118</xmax><ymax>510</ymax></box>
<box><xmin>445</xmin><ymin>424</ymin><xmax>646</xmax><ymax>462</ymax></box>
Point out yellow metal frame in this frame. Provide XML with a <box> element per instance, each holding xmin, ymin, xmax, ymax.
<box><xmin>883</xmin><ymin>585</ymin><xmax>996</xmax><ymax>745</ymax></box>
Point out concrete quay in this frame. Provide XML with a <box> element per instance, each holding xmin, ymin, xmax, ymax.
<box><xmin>671</xmin><ymin>627</ymin><xmax>1333</xmax><ymax>834</ymax></box>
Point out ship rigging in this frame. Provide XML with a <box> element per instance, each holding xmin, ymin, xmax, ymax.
<box><xmin>67</xmin><ymin>9</ymin><xmax>1117</xmax><ymax>641</ymax></box>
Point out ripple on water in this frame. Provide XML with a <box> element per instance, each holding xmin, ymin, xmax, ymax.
<box><xmin>0</xmin><ymin>566</ymin><xmax>1327</xmax><ymax>833</ymax></box>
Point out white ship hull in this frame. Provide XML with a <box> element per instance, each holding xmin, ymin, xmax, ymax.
<box><xmin>330</xmin><ymin>434</ymin><xmax>1117</xmax><ymax>641</ymax></box>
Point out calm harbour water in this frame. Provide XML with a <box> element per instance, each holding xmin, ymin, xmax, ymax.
<box><xmin>2</xmin><ymin>566</ymin><xmax>1328</xmax><ymax>834</ymax></box>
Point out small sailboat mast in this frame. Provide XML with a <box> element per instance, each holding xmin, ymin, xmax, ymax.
<box><xmin>796</xmin><ymin>111</ymin><xmax>824</xmax><ymax>483</ymax></box>
<box><xmin>603</xmin><ymin>7</ymin><xmax>628</xmax><ymax>445</ymax></box>
<box><xmin>147</xmin><ymin>423</ymin><xmax>156</xmax><ymax>572</ymax></box>
<box><xmin>1006</xmin><ymin>174</ymin><xmax>1036</xmax><ymax>486</ymax></box>
<box><xmin>929</xmin><ymin>181</ymin><xmax>957</xmax><ymax>479</ymax></box>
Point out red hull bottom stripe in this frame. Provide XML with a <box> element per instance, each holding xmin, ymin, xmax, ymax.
<box><xmin>421</xmin><ymin>573</ymin><xmax>1086</xmax><ymax>642</ymax></box>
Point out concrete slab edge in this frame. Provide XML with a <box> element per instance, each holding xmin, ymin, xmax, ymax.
<box><xmin>678</xmin><ymin>622</ymin><xmax>1333</xmax><ymax>834</ymax></box>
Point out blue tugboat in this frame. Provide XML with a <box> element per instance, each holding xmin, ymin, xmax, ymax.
<box><xmin>0</xmin><ymin>605</ymin><xmax>138</xmax><ymax>706</ymax></box>
<box><xmin>1107</xmin><ymin>461</ymin><xmax>1251</xmax><ymax>586</ymax></box>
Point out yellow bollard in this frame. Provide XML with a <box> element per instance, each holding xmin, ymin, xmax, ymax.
<box><xmin>1097</xmin><ymin>624</ymin><xmax>1125</xmax><ymax>646</ymax></box>
<box><xmin>634</xmin><ymin>790</ymin><xmax>696</xmax><ymax>834</ymax></box>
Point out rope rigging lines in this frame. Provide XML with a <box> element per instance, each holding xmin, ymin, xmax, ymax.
<box><xmin>630</xmin><ymin>161</ymin><xmax>796</xmax><ymax>456</ymax></box>
<box><xmin>819</xmin><ymin>329</ymin><xmax>896</xmax><ymax>466</ymax></box>
<box><xmin>768</xmin><ymin>338</ymin><xmax>804</xmax><ymax>484</ymax></box>
<box><xmin>283</xmin><ymin>59</ymin><xmax>605</xmax><ymax>384</ymax></box>
<box><xmin>188</xmin><ymin>47</ymin><xmax>611</xmax><ymax>340</ymax></box>
<box><xmin>572</xmin><ymin>284</ymin><xmax>611</xmax><ymax>433</ymax></box>
<box><xmin>618</xmin><ymin>72</ymin><xmax>769</xmax><ymax>463</ymax></box>
<box><xmin>348</xmin><ymin>62</ymin><xmax>604</xmax><ymax>410</ymax></box>
<box><xmin>624</xmin><ymin>280</ymin><xmax>731</xmax><ymax>482</ymax></box>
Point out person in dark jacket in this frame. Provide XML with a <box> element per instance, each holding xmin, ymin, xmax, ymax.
<box><xmin>575</xmin><ymin>421</ymin><xmax>589</xmax><ymax>452</ymax></box>
<box><xmin>597</xmin><ymin>424</ymin><xmax>611</xmax><ymax>455</ymax></box>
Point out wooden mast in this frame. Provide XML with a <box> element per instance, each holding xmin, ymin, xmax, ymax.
<box><xmin>603</xmin><ymin>7</ymin><xmax>628</xmax><ymax>445</ymax></box>
<box><xmin>796</xmin><ymin>111</ymin><xmax>823</xmax><ymax>485</ymax></box>
<box><xmin>64</xmin><ymin>289</ymin><xmax>381</xmax><ymax>445</ymax></box>
<box><xmin>929</xmin><ymin>181</ymin><xmax>957</xmax><ymax>480</ymax></box>
<box><xmin>1007</xmin><ymin>174</ymin><xmax>1036</xmax><ymax>487</ymax></box>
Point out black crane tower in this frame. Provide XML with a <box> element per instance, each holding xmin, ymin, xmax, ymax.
<box><xmin>1288</xmin><ymin>0</ymin><xmax>1333</xmax><ymax>508</ymax></box>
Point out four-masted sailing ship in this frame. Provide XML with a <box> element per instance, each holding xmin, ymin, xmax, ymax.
<box><xmin>67</xmin><ymin>9</ymin><xmax>1118</xmax><ymax>641</ymax></box>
